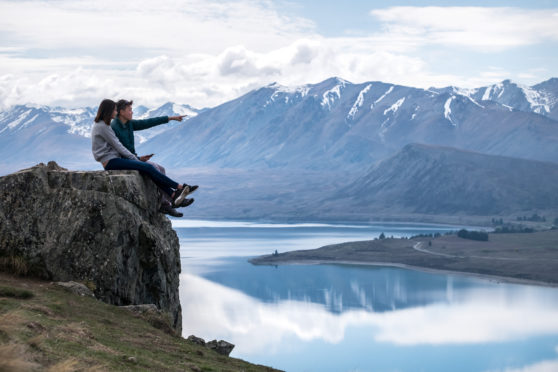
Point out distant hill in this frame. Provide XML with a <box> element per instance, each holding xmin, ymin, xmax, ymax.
<box><xmin>323</xmin><ymin>143</ymin><xmax>558</xmax><ymax>216</ymax></box>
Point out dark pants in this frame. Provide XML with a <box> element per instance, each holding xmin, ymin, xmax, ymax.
<box><xmin>105</xmin><ymin>158</ymin><xmax>177</xmax><ymax>197</ymax></box>
<box><xmin>147</xmin><ymin>161</ymin><xmax>173</xmax><ymax>206</ymax></box>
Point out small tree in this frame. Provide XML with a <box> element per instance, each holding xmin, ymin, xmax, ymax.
<box><xmin>379</xmin><ymin>232</ymin><xmax>386</xmax><ymax>240</ymax></box>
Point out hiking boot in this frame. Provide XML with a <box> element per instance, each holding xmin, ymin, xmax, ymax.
<box><xmin>172</xmin><ymin>186</ymin><xmax>190</xmax><ymax>207</ymax></box>
<box><xmin>180</xmin><ymin>198</ymin><xmax>194</xmax><ymax>208</ymax></box>
<box><xmin>159</xmin><ymin>203</ymin><xmax>183</xmax><ymax>217</ymax></box>
<box><xmin>183</xmin><ymin>184</ymin><xmax>198</xmax><ymax>196</ymax></box>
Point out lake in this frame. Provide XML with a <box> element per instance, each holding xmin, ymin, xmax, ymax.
<box><xmin>173</xmin><ymin>220</ymin><xmax>558</xmax><ymax>372</ymax></box>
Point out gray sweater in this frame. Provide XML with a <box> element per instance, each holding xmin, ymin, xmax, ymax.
<box><xmin>91</xmin><ymin>121</ymin><xmax>138</xmax><ymax>165</ymax></box>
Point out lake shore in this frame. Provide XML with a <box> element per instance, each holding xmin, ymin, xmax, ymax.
<box><xmin>250</xmin><ymin>229</ymin><xmax>558</xmax><ymax>287</ymax></box>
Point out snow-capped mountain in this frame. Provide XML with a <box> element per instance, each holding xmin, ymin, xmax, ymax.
<box><xmin>141</xmin><ymin>77</ymin><xmax>558</xmax><ymax>170</ymax></box>
<box><xmin>0</xmin><ymin>104</ymin><xmax>93</xmax><ymax>169</ymax></box>
<box><xmin>134</xmin><ymin>102</ymin><xmax>199</xmax><ymax>143</ymax></box>
<box><xmin>431</xmin><ymin>78</ymin><xmax>558</xmax><ymax>120</ymax></box>
<box><xmin>2</xmin><ymin>77</ymin><xmax>557</xmax><ymax>175</ymax></box>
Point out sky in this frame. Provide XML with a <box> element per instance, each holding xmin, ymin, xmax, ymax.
<box><xmin>0</xmin><ymin>0</ymin><xmax>557</xmax><ymax>109</ymax></box>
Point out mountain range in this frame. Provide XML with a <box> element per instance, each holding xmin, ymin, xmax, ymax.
<box><xmin>0</xmin><ymin>103</ymin><xmax>199</xmax><ymax>171</ymax></box>
<box><xmin>141</xmin><ymin>77</ymin><xmax>558</xmax><ymax>170</ymax></box>
<box><xmin>1</xmin><ymin>77</ymin><xmax>557</xmax><ymax>220</ymax></box>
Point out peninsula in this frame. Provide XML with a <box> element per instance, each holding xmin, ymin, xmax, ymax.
<box><xmin>251</xmin><ymin>229</ymin><xmax>558</xmax><ymax>287</ymax></box>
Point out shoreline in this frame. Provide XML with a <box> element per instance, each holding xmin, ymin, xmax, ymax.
<box><xmin>250</xmin><ymin>230</ymin><xmax>558</xmax><ymax>288</ymax></box>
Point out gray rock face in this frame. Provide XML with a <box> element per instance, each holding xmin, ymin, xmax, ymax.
<box><xmin>0</xmin><ymin>161</ymin><xmax>182</xmax><ymax>332</ymax></box>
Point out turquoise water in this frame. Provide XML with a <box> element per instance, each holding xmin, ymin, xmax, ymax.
<box><xmin>174</xmin><ymin>220</ymin><xmax>558</xmax><ymax>372</ymax></box>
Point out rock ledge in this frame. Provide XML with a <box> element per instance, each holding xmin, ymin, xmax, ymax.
<box><xmin>0</xmin><ymin>161</ymin><xmax>182</xmax><ymax>332</ymax></box>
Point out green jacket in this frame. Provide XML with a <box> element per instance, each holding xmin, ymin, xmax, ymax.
<box><xmin>110</xmin><ymin>116</ymin><xmax>169</xmax><ymax>155</ymax></box>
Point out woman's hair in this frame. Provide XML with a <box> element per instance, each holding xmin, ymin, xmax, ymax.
<box><xmin>94</xmin><ymin>99</ymin><xmax>116</xmax><ymax>125</ymax></box>
<box><xmin>116</xmin><ymin>99</ymin><xmax>133</xmax><ymax>114</ymax></box>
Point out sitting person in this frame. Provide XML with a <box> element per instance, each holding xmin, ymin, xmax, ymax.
<box><xmin>111</xmin><ymin>99</ymin><xmax>197</xmax><ymax>217</ymax></box>
<box><xmin>91</xmin><ymin>99</ymin><xmax>196</xmax><ymax>216</ymax></box>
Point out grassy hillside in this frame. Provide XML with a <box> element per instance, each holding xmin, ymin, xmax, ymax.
<box><xmin>0</xmin><ymin>273</ymin><xmax>280</xmax><ymax>372</ymax></box>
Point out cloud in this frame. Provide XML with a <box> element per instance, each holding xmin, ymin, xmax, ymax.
<box><xmin>128</xmin><ymin>39</ymin><xmax>428</xmax><ymax>108</ymax></box>
<box><xmin>0</xmin><ymin>0</ymin><xmax>314</xmax><ymax>54</ymax></box>
<box><xmin>370</xmin><ymin>7</ymin><xmax>558</xmax><ymax>51</ymax></box>
<box><xmin>0</xmin><ymin>3</ymin><xmax>556</xmax><ymax>109</ymax></box>
<box><xmin>180</xmin><ymin>273</ymin><xmax>558</xmax><ymax>355</ymax></box>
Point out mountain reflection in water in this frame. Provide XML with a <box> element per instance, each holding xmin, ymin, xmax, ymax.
<box><xmin>176</xmin><ymin>222</ymin><xmax>558</xmax><ymax>372</ymax></box>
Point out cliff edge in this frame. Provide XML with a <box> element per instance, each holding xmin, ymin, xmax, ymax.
<box><xmin>0</xmin><ymin>161</ymin><xmax>182</xmax><ymax>332</ymax></box>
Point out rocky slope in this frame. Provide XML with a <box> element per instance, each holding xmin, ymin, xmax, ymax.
<box><xmin>0</xmin><ymin>162</ymin><xmax>182</xmax><ymax>332</ymax></box>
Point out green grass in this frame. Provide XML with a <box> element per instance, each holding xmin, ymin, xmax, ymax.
<box><xmin>0</xmin><ymin>273</ymin><xmax>281</xmax><ymax>372</ymax></box>
<box><xmin>0</xmin><ymin>286</ymin><xmax>34</xmax><ymax>299</ymax></box>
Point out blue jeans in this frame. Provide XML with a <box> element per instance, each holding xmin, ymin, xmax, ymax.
<box><xmin>105</xmin><ymin>158</ymin><xmax>178</xmax><ymax>197</ymax></box>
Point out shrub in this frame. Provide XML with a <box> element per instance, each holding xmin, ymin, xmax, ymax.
<box><xmin>457</xmin><ymin>229</ymin><xmax>489</xmax><ymax>241</ymax></box>
<box><xmin>0</xmin><ymin>286</ymin><xmax>34</xmax><ymax>299</ymax></box>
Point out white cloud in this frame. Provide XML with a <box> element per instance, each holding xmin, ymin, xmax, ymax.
<box><xmin>180</xmin><ymin>273</ymin><xmax>558</xmax><ymax>355</ymax></box>
<box><xmin>370</xmin><ymin>7</ymin><xmax>558</xmax><ymax>51</ymax></box>
<box><xmin>490</xmin><ymin>358</ymin><xmax>558</xmax><ymax>372</ymax></box>
<box><xmin>0</xmin><ymin>3</ymin><xmax>556</xmax><ymax>109</ymax></box>
<box><xmin>0</xmin><ymin>0</ymin><xmax>314</xmax><ymax>54</ymax></box>
<box><xmin>127</xmin><ymin>39</ymin><xmax>428</xmax><ymax>108</ymax></box>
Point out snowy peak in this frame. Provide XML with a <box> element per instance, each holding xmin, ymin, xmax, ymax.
<box><xmin>0</xmin><ymin>102</ymin><xmax>201</xmax><ymax>141</ymax></box>
<box><xmin>0</xmin><ymin>105</ymin><xmax>52</xmax><ymax>135</ymax></box>
<box><xmin>136</xmin><ymin>102</ymin><xmax>199</xmax><ymax>120</ymax></box>
<box><xmin>431</xmin><ymin>78</ymin><xmax>558</xmax><ymax>120</ymax></box>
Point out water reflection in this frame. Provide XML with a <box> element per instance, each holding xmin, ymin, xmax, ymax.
<box><xmin>181</xmin><ymin>270</ymin><xmax>558</xmax><ymax>346</ymax></box>
<box><xmin>176</xmin><ymin>221</ymin><xmax>558</xmax><ymax>372</ymax></box>
<box><xmin>189</xmin><ymin>257</ymin><xmax>498</xmax><ymax>313</ymax></box>
<box><xmin>180</xmin><ymin>261</ymin><xmax>558</xmax><ymax>372</ymax></box>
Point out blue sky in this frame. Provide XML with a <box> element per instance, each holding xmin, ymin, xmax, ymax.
<box><xmin>0</xmin><ymin>0</ymin><xmax>557</xmax><ymax>109</ymax></box>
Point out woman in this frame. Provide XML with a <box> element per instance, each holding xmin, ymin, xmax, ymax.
<box><xmin>91</xmin><ymin>99</ymin><xmax>195</xmax><ymax>211</ymax></box>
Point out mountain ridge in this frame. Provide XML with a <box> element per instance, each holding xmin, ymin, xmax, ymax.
<box><xmin>141</xmin><ymin>76</ymin><xmax>558</xmax><ymax>170</ymax></box>
<box><xmin>322</xmin><ymin>143</ymin><xmax>558</xmax><ymax>216</ymax></box>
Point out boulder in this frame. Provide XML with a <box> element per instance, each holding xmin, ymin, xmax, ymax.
<box><xmin>206</xmin><ymin>340</ymin><xmax>235</xmax><ymax>356</ymax></box>
<box><xmin>187</xmin><ymin>335</ymin><xmax>235</xmax><ymax>356</ymax></box>
<box><xmin>0</xmin><ymin>161</ymin><xmax>182</xmax><ymax>332</ymax></box>
<box><xmin>54</xmin><ymin>281</ymin><xmax>95</xmax><ymax>298</ymax></box>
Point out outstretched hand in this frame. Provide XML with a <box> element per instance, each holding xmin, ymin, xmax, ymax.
<box><xmin>169</xmin><ymin>114</ymin><xmax>188</xmax><ymax>122</ymax></box>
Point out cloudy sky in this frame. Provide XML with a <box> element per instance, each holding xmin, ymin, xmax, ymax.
<box><xmin>1</xmin><ymin>0</ymin><xmax>557</xmax><ymax>109</ymax></box>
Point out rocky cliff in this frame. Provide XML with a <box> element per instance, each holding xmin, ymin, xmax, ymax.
<box><xmin>0</xmin><ymin>162</ymin><xmax>182</xmax><ymax>332</ymax></box>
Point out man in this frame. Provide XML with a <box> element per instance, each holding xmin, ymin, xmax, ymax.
<box><xmin>111</xmin><ymin>99</ymin><xmax>198</xmax><ymax>217</ymax></box>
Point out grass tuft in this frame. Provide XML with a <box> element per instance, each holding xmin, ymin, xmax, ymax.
<box><xmin>0</xmin><ymin>285</ymin><xmax>34</xmax><ymax>299</ymax></box>
<box><xmin>0</xmin><ymin>255</ymin><xmax>30</xmax><ymax>276</ymax></box>
<box><xmin>0</xmin><ymin>343</ymin><xmax>39</xmax><ymax>371</ymax></box>
<box><xmin>46</xmin><ymin>358</ymin><xmax>79</xmax><ymax>372</ymax></box>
